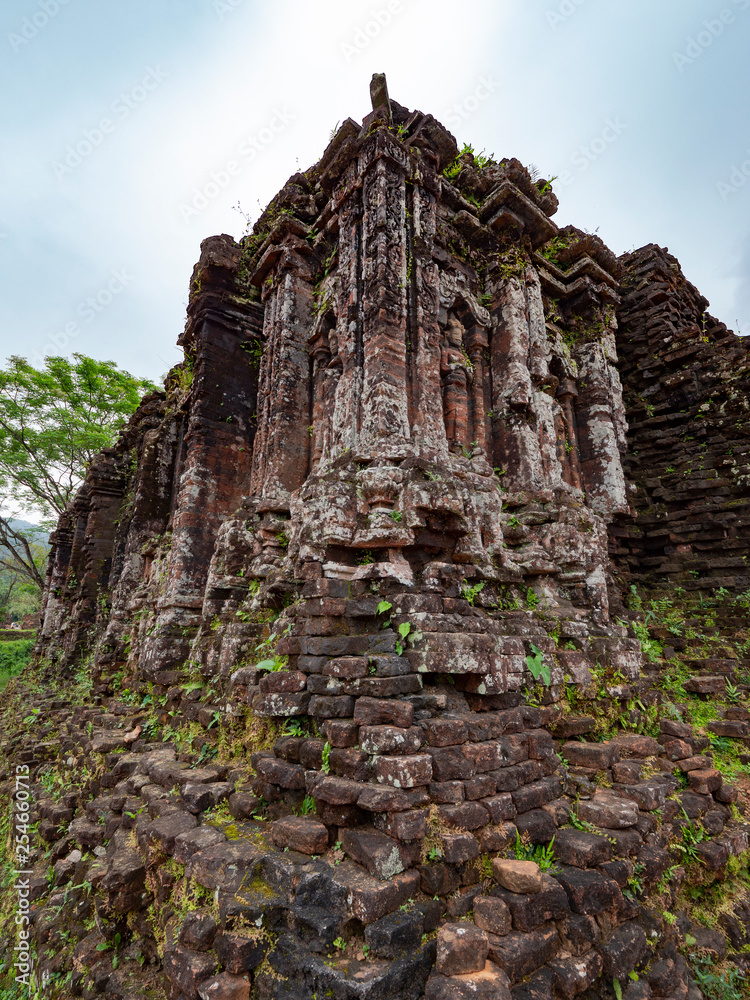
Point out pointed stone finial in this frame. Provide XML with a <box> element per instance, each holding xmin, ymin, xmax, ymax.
<box><xmin>370</xmin><ymin>73</ymin><xmax>391</xmax><ymax>119</ymax></box>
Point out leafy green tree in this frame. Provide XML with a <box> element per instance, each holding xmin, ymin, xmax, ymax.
<box><xmin>0</xmin><ymin>539</ymin><xmax>47</xmax><ymax>606</ymax></box>
<box><xmin>0</xmin><ymin>353</ymin><xmax>158</xmax><ymax>590</ymax></box>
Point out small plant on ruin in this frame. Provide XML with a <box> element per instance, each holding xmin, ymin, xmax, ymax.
<box><xmin>387</xmin><ymin>510</ymin><xmax>402</xmax><ymax>522</ymax></box>
<box><xmin>195</xmin><ymin>742</ymin><xmax>218</xmax><ymax>765</ymax></box>
<box><xmin>442</xmin><ymin>157</ymin><xmax>463</xmax><ymax>182</ymax></box>
<box><xmin>96</xmin><ymin>931</ymin><xmax>122</xmax><ymax>969</ymax></box>
<box><xmin>377</xmin><ymin>600</ymin><xmax>393</xmax><ymax>628</ymax></box>
<box><xmin>395</xmin><ymin>621</ymin><xmax>422</xmax><ymax>655</ymax></box>
<box><xmin>624</xmin><ymin>863</ymin><xmax>645</xmax><ymax>901</ymax></box>
<box><xmin>421</xmin><ymin>805</ymin><xmax>448</xmax><ymax>864</ymax></box>
<box><xmin>174</xmin><ymin>355</ymin><xmax>194</xmax><ymax>392</ymax></box>
<box><xmin>357</xmin><ymin>550</ymin><xmax>374</xmax><ymax>565</ymax></box>
<box><xmin>396</xmin><ymin>622</ymin><xmax>411</xmax><ymax>654</ymax></box>
<box><xmin>239</xmin><ymin>339</ymin><xmax>263</xmax><ymax>369</ymax></box>
<box><xmin>674</xmin><ymin>818</ymin><xmax>705</xmax><ymax>866</ymax></box>
<box><xmin>276</xmin><ymin>531</ymin><xmax>289</xmax><ymax>549</ymax></box>
<box><xmin>294</xmin><ymin>795</ymin><xmax>316</xmax><ymax>816</ymax></box>
<box><xmin>283</xmin><ymin>720</ymin><xmax>307</xmax><ymax>737</ymax></box>
<box><xmin>627</xmin><ymin>584</ymin><xmax>643</xmax><ymax>612</ymax></box>
<box><xmin>523</xmin><ymin>683</ymin><xmax>543</xmax><ymax>707</ymax></box>
<box><xmin>525</xmin><ymin>587</ymin><xmax>540</xmax><ymax>609</ymax></box>
<box><xmin>203</xmin><ymin>801</ymin><xmax>234</xmax><ymax>826</ymax></box>
<box><xmin>461</xmin><ymin>580</ymin><xmax>485</xmax><ymax>606</ymax></box>
<box><xmin>631</xmin><ymin>621</ymin><xmax>663</xmax><ymax>664</ymax></box>
<box><xmin>568</xmin><ymin>807</ymin><xmax>600</xmax><ymax>834</ymax></box>
<box><xmin>526</xmin><ymin>643</ymin><xmax>550</xmax><ymax>686</ymax></box>
<box><xmin>538</xmin><ymin>175</ymin><xmax>558</xmax><ymax>195</ymax></box>
<box><xmin>321</xmin><ymin>742</ymin><xmax>332</xmax><ymax>775</ymax></box>
<box><xmin>691</xmin><ymin>954</ymin><xmax>747</xmax><ymax>1000</ymax></box>
<box><xmin>256</xmin><ymin>654</ymin><xmax>288</xmax><ymax>673</ymax></box>
<box><xmin>725</xmin><ymin>682</ymin><xmax>741</xmax><ymax>704</ymax></box>
<box><xmin>656</xmin><ymin>865</ymin><xmax>680</xmax><ymax>895</ymax></box>
<box><xmin>513</xmin><ymin>831</ymin><xmax>559</xmax><ymax>873</ymax></box>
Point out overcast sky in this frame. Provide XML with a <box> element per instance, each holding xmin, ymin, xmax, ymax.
<box><xmin>1</xmin><ymin>0</ymin><xmax>749</xmax><ymax>384</ymax></box>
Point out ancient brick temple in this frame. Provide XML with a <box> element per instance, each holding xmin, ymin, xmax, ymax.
<box><xmin>10</xmin><ymin>76</ymin><xmax>750</xmax><ymax>1000</ymax></box>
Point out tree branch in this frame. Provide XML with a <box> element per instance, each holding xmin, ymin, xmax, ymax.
<box><xmin>0</xmin><ymin>518</ymin><xmax>45</xmax><ymax>590</ymax></box>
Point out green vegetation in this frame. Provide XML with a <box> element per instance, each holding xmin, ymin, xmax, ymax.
<box><xmin>461</xmin><ymin>580</ymin><xmax>485</xmax><ymax>605</ymax></box>
<box><xmin>255</xmin><ymin>654</ymin><xmax>288</xmax><ymax>673</ymax></box>
<box><xmin>537</xmin><ymin>234</ymin><xmax>574</xmax><ymax>268</ymax></box>
<box><xmin>0</xmin><ymin>354</ymin><xmax>157</xmax><ymax>525</ymax></box>
<box><xmin>526</xmin><ymin>643</ymin><xmax>550</xmax><ymax>686</ymax></box>
<box><xmin>513</xmin><ymin>831</ymin><xmax>559</xmax><ymax>873</ymax></box>
<box><xmin>442</xmin><ymin>143</ymin><xmax>494</xmax><ymax>181</ymax></box>
<box><xmin>0</xmin><ymin>354</ymin><xmax>156</xmax><ymax>613</ymax></box>
<box><xmin>0</xmin><ymin>638</ymin><xmax>33</xmax><ymax>689</ymax></box>
<box><xmin>691</xmin><ymin>956</ymin><xmax>747</xmax><ymax>1000</ymax></box>
<box><xmin>294</xmin><ymin>795</ymin><xmax>316</xmax><ymax>816</ymax></box>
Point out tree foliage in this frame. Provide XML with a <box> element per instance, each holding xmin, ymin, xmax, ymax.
<box><xmin>0</xmin><ymin>353</ymin><xmax>158</xmax><ymax>594</ymax></box>
<box><xmin>0</xmin><ymin>353</ymin><xmax>158</xmax><ymax>521</ymax></box>
<box><xmin>0</xmin><ymin>527</ymin><xmax>47</xmax><ymax>598</ymax></box>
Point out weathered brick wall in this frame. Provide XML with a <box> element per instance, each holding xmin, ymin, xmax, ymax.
<box><xmin>613</xmin><ymin>244</ymin><xmax>750</xmax><ymax>593</ymax></box>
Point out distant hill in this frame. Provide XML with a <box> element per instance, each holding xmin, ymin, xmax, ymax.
<box><xmin>1</xmin><ymin>519</ymin><xmax>49</xmax><ymax>559</ymax></box>
<box><xmin>6</xmin><ymin>519</ymin><xmax>49</xmax><ymax>542</ymax></box>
